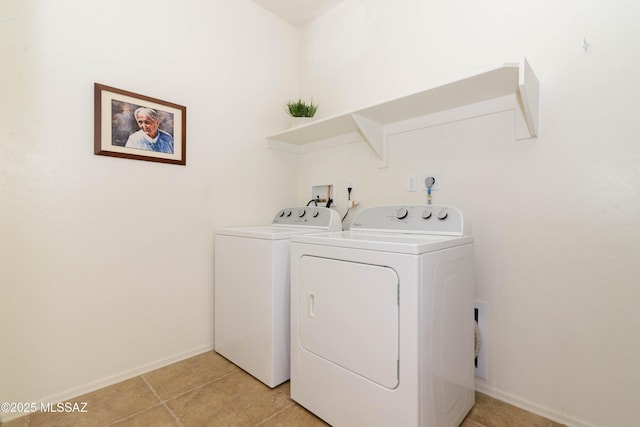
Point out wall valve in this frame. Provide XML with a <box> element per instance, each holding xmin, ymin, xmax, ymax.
<box><xmin>425</xmin><ymin>176</ymin><xmax>435</xmax><ymax>205</ymax></box>
<box><xmin>424</xmin><ymin>176</ymin><xmax>435</xmax><ymax>188</ymax></box>
<box><xmin>418</xmin><ymin>172</ymin><xmax>441</xmax><ymax>205</ymax></box>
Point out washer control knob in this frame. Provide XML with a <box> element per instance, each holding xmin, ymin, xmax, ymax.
<box><xmin>297</xmin><ymin>209</ymin><xmax>306</xmax><ymax>217</ymax></box>
<box><xmin>311</xmin><ymin>209</ymin><xmax>320</xmax><ymax>217</ymax></box>
<box><xmin>396</xmin><ymin>207</ymin><xmax>409</xmax><ymax>220</ymax></box>
<box><xmin>422</xmin><ymin>209</ymin><xmax>432</xmax><ymax>219</ymax></box>
<box><xmin>437</xmin><ymin>209</ymin><xmax>448</xmax><ymax>220</ymax></box>
<box><xmin>279</xmin><ymin>210</ymin><xmax>285</xmax><ymax>217</ymax></box>
<box><xmin>284</xmin><ymin>210</ymin><xmax>292</xmax><ymax>217</ymax></box>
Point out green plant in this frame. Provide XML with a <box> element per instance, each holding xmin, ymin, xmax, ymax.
<box><xmin>285</xmin><ymin>98</ymin><xmax>318</xmax><ymax>118</ymax></box>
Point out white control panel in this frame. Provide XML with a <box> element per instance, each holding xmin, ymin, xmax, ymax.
<box><xmin>272</xmin><ymin>207</ymin><xmax>341</xmax><ymax>230</ymax></box>
<box><xmin>350</xmin><ymin>205</ymin><xmax>466</xmax><ymax>236</ymax></box>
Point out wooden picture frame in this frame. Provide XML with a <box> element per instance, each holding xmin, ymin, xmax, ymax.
<box><xmin>94</xmin><ymin>83</ymin><xmax>186</xmax><ymax>165</ymax></box>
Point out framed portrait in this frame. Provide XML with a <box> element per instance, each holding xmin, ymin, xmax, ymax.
<box><xmin>94</xmin><ymin>83</ymin><xmax>186</xmax><ymax>165</ymax></box>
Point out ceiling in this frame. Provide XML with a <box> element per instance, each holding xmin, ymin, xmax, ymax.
<box><xmin>251</xmin><ymin>0</ymin><xmax>343</xmax><ymax>27</ymax></box>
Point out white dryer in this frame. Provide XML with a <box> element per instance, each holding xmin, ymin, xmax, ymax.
<box><xmin>215</xmin><ymin>206</ymin><xmax>341</xmax><ymax>388</ymax></box>
<box><xmin>290</xmin><ymin>205</ymin><xmax>475</xmax><ymax>426</ymax></box>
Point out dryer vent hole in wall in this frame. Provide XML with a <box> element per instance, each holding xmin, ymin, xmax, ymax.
<box><xmin>474</xmin><ymin>308</ymin><xmax>479</xmax><ymax>368</ymax></box>
<box><xmin>474</xmin><ymin>300</ymin><xmax>488</xmax><ymax>380</ymax></box>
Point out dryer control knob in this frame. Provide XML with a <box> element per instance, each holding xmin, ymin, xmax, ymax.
<box><xmin>422</xmin><ymin>209</ymin><xmax>432</xmax><ymax>219</ymax></box>
<box><xmin>297</xmin><ymin>209</ymin><xmax>306</xmax><ymax>217</ymax></box>
<box><xmin>437</xmin><ymin>209</ymin><xmax>448</xmax><ymax>220</ymax></box>
<box><xmin>396</xmin><ymin>207</ymin><xmax>409</xmax><ymax>220</ymax></box>
<box><xmin>279</xmin><ymin>210</ymin><xmax>285</xmax><ymax>217</ymax></box>
<box><xmin>284</xmin><ymin>210</ymin><xmax>292</xmax><ymax>217</ymax></box>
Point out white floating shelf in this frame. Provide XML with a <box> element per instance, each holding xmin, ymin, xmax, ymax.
<box><xmin>267</xmin><ymin>58</ymin><xmax>539</xmax><ymax>167</ymax></box>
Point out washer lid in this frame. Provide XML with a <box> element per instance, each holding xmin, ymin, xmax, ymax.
<box><xmin>291</xmin><ymin>231</ymin><xmax>473</xmax><ymax>254</ymax></box>
<box><xmin>215</xmin><ymin>225</ymin><xmax>331</xmax><ymax>240</ymax></box>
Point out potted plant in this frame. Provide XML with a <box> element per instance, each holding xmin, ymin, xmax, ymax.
<box><xmin>285</xmin><ymin>98</ymin><xmax>318</xmax><ymax>127</ymax></box>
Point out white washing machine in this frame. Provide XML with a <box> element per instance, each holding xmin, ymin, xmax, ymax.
<box><xmin>290</xmin><ymin>204</ymin><xmax>475</xmax><ymax>426</ymax></box>
<box><xmin>214</xmin><ymin>206</ymin><xmax>341</xmax><ymax>388</ymax></box>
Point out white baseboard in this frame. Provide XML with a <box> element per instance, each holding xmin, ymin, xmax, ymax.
<box><xmin>475</xmin><ymin>380</ymin><xmax>597</xmax><ymax>427</ymax></box>
<box><xmin>0</xmin><ymin>345</ymin><xmax>214</xmax><ymax>424</ymax></box>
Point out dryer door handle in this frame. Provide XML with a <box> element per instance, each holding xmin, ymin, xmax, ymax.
<box><xmin>308</xmin><ymin>292</ymin><xmax>316</xmax><ymax>319</ymax></box>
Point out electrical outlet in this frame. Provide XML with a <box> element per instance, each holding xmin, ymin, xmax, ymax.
<box><xmin>475</xmin><ymin>300</ymin><xmax>488</xmax><ymax>379</ymax></box>
<box><xmin>419</xmin><ymin>172</ymin><xmax>441</xmax><ymax>191</ymax></box>
<box><xmin>407</xmin><ymin>175</ymin><xmax>417</xmax><ymax>192</ymax></box>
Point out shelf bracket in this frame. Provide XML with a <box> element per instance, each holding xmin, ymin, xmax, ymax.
<box><xmin>516</xmin><ymin>58</ymin><xmax>539</xmax><ymax>139</ymax></box>
<box><xmin>351</xmin><ymin>113</ymin><xmax>387</xmax><ymax>167</ymax></box>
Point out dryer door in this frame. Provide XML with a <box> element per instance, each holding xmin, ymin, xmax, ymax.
<box><xmin>298</xmin><ymin>256</ymin><xmax>399</xmax><ymax>389</ymax></box>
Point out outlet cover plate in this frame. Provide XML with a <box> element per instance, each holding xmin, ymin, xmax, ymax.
<box><xmin>407</xmin><ymin>174</ymin><xmax>417</xmax><ymax>192</ymax></box>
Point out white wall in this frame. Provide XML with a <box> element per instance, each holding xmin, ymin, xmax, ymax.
<box><xmin>296</xmin><ymin>1</ymin><xmax>640</xmax><ymax>426</ymax></box>
<box><xmin>3</xmin><ymin>1</ymin><xmax>639</xmax><ymax>425</ymax></box>
<box><xmin>0</xmin><ymin>0</ymin><xmax>298</xmax><ymax>419</ymax></box>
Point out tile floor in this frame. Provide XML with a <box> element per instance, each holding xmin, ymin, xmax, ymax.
<box><xmin>1</xmin><ymin>351</ymin><xmax>565</xmax><ymax>427</ymax></box>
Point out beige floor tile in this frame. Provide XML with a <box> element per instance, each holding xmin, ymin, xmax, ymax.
<box><xmin>143</xmin><ymin>351</ymin><xmax>238</xmax><ymax>400</ymax></box>
<box><xmin>275</xmin><ymin>380</ymin><xmax>290</xmax><ymax>396</ymax></box>
<box><xmin>466</xmin><ymin>392</ymin><xmax>563</xmax><ymax>427</ymax></box>
<box><xmin>28</xmin><ymin>377</ymin><xmax>160</xmax><ymax>427</ymax></box>
<box><xmin>3</xmin><ymin>352</ymin><xmax>564</xmax><ymax>427</ymax></box>
<box><xmin>166</xmin><ymin>370</ymin><xmax>292</xmax><ymax>426</ymax></box>
<box><xmin>110</xmin><ymin>404</ymin><xmax>180</xmax><ymax>427</ymax></box>
<box><xmin>257</xmin><ymin>404</ymin><xmax>330</xmax><ymax>427</ymax></box>
<box><xmin>0</xmin><ymin>416</ymin><xmax>27</xmax><ymax>427</ymax></box>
